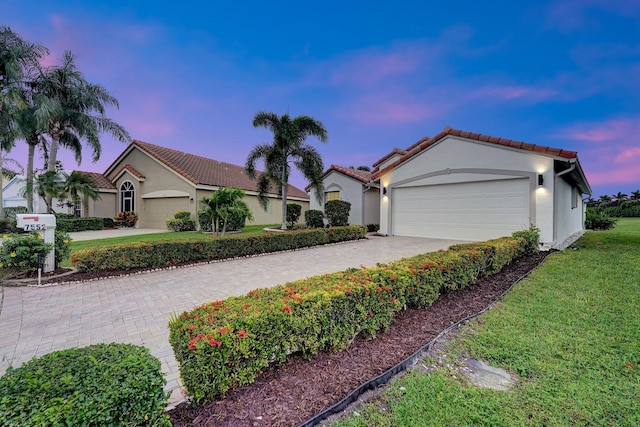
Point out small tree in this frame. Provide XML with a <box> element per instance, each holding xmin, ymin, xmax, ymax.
<box><xmin>325</xmin><ymin>200</ymin><xmax>351</xmax><ymax>226</ymax></box>
<box><xmin>200</xmin><ymin>187</ymin><xmax>254</xmax><ymax>236</ymax></box>
<box><xmin>305</xmin><ymin>210</ymin><xmax>324</xmax><ymax>228</ymax></box>
<box><xmin>286</xmin><ymin>203</ymin><xmax>302</xmax><ymax>228</ymax></box>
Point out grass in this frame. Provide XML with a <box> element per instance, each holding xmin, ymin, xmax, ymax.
<box><xmin>61</xmin><ymin>224</ymin><xmax>279</xmax><ymax>267</ymax></box>
<box><xmin>333</xmin><ymin>218</ymin><xmax>640</xmax><ymax>427</ymax></box>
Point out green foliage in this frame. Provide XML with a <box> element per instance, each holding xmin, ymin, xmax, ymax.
<box><xmin>366</xmin><ymin>224</ymin><xmax>380</xmax><ymax>232</ymax></box>
<box><xmin>0</xmin><ymin>218</ymin><xmax>18</xmax><ymax>234</ymax></box>
<box><xmin>54</xmin><ymin>230</ymin><xmax>72</xmax><ymax>268</ymax></box>
<box><xmin>305</xmin><ymin>209</ymin><xmax>325</xmax><ymax>228</ymax></box>
<box><xmin>200</xmin><ymin>187</ymin><xmax>253</xmax><ymax>235</ymax></box>
<box><xmin>325</xmin><ymin>199</ymin><xmax>351</xmax><ymax>226</ymax></box>
<box><xmin>2</xmin><ymin>206</ymin><xmax>27</xmax><ymax>220</ymax></box>
<box><xmin>166</xmin><ymin>211</ymin><xmax>196</xmax><ymax>232</ymax></box>
<box><xmin>55</xmin><ymin>216</ymin><xmax>104</xmax><ymax>232</ymax></box>
<box><xmin>511</xmin><ymin>224</ymin><xmax>541</xmax><ymax>255</ymax></box>
<box><xmin>0</xmin><ymin>343</ymin><xmax>170</xmax><ymax>426</ymax></box>
<box><xmin>198</xmin><ymin>208</ymin><xmax>246</xmax><ymax>233</ymax></box>
<box><xmin>71</xmin><ymin>225</ymin><xmax>367</xmax><ymax>272</ymax></box>
<box><xmin>114</xmin><ymin>211</ymin><xmax>138</xmax><ymax>227</ymax></box>
<box><xmin>102</xmin><ymin>217</ymin><xmax>115</xmax><ymax>228</ymax></box>
<box><xmin>0</xmin><ymin>233</ymin><xmax>52</xmax><ymax>271</ymax></box>
<box><xmin>585</xmin><ymin>208</ymin><xmax>617</xmax><ymax>230</ymax></box>
<box><xmin>601</xmin><ymin>202</ymin><xmax>640</xmax><ymax>218</ymax></box>
<box><xmin>286</xmin><ymin>203</ymin><xmax>302</xmax><ymax>227</ymax></box>
<box><xmin>169</xmin><ymin>233</ymin><xmax>530</xmax><ymax>403</ymax></box>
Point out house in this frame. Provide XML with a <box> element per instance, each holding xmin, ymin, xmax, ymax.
<box><xmin>4</xmin><ymin>140</ymin><xmax>310</xmax><ymax>229</ymax></box>
<box><xmin>307</xmin><ymin>165</ymin><xmax>379</xmax><ymax>226</ymax></box>
<box><xmin>373</xmin><ymin>126</ymin><xmax>591</xmax><ymax>249</ymax></box>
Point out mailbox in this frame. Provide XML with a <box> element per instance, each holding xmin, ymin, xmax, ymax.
<box><xmin>17</xmin><ymin>214</ymin><xmax>57</xmax><ymax>231</ymax></box>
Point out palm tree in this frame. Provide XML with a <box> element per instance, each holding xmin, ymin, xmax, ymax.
<box><xmin>200</xmin><ymin>187</ymin><xmax>253</xmax><ymax>236</ymax></box>
<box><xmin>598</xmin><ymin>195</ymin><xmax>612</xmax><ymax>206</ymax></box>
<box><xmin>0</xmin><ymin>26</ymin><xmax>47</xmax><ymax>216</ymax></box>
<box><xmin>245</xmin><ymin>111</ymin><xmax>328</xmax><ymax>229</ymax></box>
<box><xmin>62</xmin><ymin>171</ymin><xmax>100</xmax><ymax>217</ymax></box>
<box><xmin>31</xmin><ymin>51</ymin><xmax>130</xmax><ymax>206</ymax></box>
<box><xmin>630</xmin><ymin>190</ymin><xmax>640</xmax><ymax>202</ymax></box>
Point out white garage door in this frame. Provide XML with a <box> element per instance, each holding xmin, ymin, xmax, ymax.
<box><xmin>142</xmin><ymin>197</ymin><xmax>190</xmax><ymax>229</ymax></box>
<box><xmin>392</xmin><ymin>178</ymin><xmax>530</xmax><ymax>241</ymax></box>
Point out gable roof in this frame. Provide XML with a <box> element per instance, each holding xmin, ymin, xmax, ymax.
<box><xmin>372</xmin><ymin>148</ymin><xmax>407</xmax><ymax>169</ymax></box>
<box><xmin>78</xmin><ymin>171</ymin><xmax>116</xmax><ymax>189</ymax></box>
<box><xmin>371</xmin><ymin>126</ymin><xmax>579</xmax><ymax>180</ymax></box>
<box><xmin>304</xmin><ymin>164</ymin><xmax>373</xmax><ymax>191</ymax></box>
<box><xmin>104</xmin><ymin>140</ymin><xmax>309</xmax><ymax>199</ymax></box>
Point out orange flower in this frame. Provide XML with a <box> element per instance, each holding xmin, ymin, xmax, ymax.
<box><xmin>282</xmin><ymin>305</ymin><xmax>292</xmax><ymax>314</ymax></box>
<box><xmin>220</xmin><ymin>327</ymin><xmax>229</xmax><ymax>335</ymax></box>
<box><xmin>238</xmin><ymin>329</ymin><xmax>248</xmax><ymax>338</ymax></box>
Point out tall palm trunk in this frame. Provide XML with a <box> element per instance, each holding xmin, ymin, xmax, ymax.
<box><xmin>45</xmin><ymin>123</ymin><xmax>62</xmax><ymax>210</ymax></box>
<box><xmin>280</xmin><ymin>163</ymin><xmax>288</xmax><ymax>230</ymax></box>
<box><xmin>0</xmin><ymin>151</ymin><xmax>4</xmax><ymax>218</ymax></box>
<box><xmin>26</xmin><ymin>137</ymin><xmax>36</xmax><ymax>212</ymax></box>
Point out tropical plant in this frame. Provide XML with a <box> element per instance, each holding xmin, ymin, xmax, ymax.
<box><xmin>286</xmin><ymin>203</ymin><xmax>302</xmax><ymax>228</ymax></box>
<box><xmin>114</xmin><ymin>211</ymin><xmax>138</xmax><ymax>227</ymax></box>
<box><xmin>200</xmin><ymin>187</ymin><xmax>253</xmax><ymax>236</ymax></box>
<box><xmin>245</xmin><ymin>111</ymin><xmax>328</xmax><ymax>229</ymax></box>
<box><xmin>30</xmin><ymin>51</ymin><xmax>130</xmax><ymax>208</ymax></box>
<box><xmin>631</xmin><ymin>190</ymin><xmax>640</xmax><ymax>201</ymax></box>
<box><xmin>61</xmin><ymin>171</ymin><xmax>100</xmax><ymax>216</ymax></box>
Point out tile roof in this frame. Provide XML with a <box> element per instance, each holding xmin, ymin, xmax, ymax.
<box><xmin>76</xmin><ymin>171</ymin><xmax>115</xmax><ymax>189</ymax></box>
<box><xmin>118</xmin><ymin>140</ymin><xmax>309</xmax><ymax>199</ymax></box>
<box><xmin>114</xmin><ymin>164</ymin><xmax>145</xmax><ymax>180</ymax></box>
<box><xmin>372</xmin><ymin>148</ymin><xmax>407</xmax><ymax>168</ymax></box>
<box><xmin>327</xmin><ymin>165</ymin><xmax>373</xmax><ymax>183</ymax></box>
<box><xmin>372</xmin><ymin>126</ymin><xmax>578</xmax><ymax>179</ymax></box>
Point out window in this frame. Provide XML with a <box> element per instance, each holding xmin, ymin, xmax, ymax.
<box><xmin>326</xmin><ymin>191</ymin><xmax>340</xmax><ymax>202</ymax></box>
<box><xmin>73</xmin><ymin>200</ymin><xmax>82</xmax><ymax>218</ymax></box>
<box><xmin>120</xmin><ymin>181</ymin><xmax>135</xmax><ymax>212</ymax></box>
<box><xmin>571</xmin><ymin>187</ymin><xmax>578</xmax><ymax>209</ymax></box>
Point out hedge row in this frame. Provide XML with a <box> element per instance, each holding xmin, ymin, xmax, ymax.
<box><xmin>56</xmin><ymin>217</ymin><xmax>104</xmax><ymax>232</ymax></box>
<box><xmin>169</xmin><ymin>232</ymin><xmax>533</xmax><ymax>403</ymax></box>
<box><xmin>71</xmin><ymin>226</ymin><xmax>367</xmax><ymax>273</ymax></box>
<box><xmin>0</xmin><ymin>343</ymin><xmax>170</xmax><ymax>426</ymax></box>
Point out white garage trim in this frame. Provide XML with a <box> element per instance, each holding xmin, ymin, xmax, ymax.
<box><xmin>390</xmin><ymin>176</ymin><xmax>532</xmax><ymax>241</ymax></box>
<box><xmin>142</xmin><ymin>190</ymin><xmax>190</xmax><ymax>199</ymax></box>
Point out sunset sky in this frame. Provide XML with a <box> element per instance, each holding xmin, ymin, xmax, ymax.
<box><xmin>5</xmin><ymin>0</ymin><xmax>640</xmax><ymax>198</ymax></box>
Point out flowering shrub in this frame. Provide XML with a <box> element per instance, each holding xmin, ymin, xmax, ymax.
<box><xmin>114</xmin><ymin>211</ymin><xmax>138</xmax><ymax>227</ymax></box>
<box><xmin>0</xmin><ymin>233</ymin><xmax>52</xmax><ymax>271</ymax></box>
<box><xmin>71</xmin><ymin>226</ymin><xmax>367</xmax><ymax>272</ymax></box>
<box><xmin>169</xmin><ymin>230</ymin><xmax>537</xmax><ymax>403</ymax></box>
<box><xmin>0</xmin><ymin>343</ymin><xmax>170</xmax><ymax>426</ymax></box>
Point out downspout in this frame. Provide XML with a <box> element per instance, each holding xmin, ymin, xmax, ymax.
<box><xmin>552</xmin><ymin>159</ymin><xmax>577</xmax><ymax>242</ymax></box>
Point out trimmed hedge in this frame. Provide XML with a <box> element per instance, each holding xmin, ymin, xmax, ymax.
<box><xmin>0</xmin><ymin>343</ymin><xmax>170</xmax><ymax>426</ymax></box>
<box><xmin>56</xmin><ymin>217</ymin><xmax>104</xmax><ymax>232</ymax></box>
<box><xmin>168</xmin><ymin>232</ymin><xmax>533</xmax><ymax>403</ymax></box>
<box><xmin>71</xmin><ymin>226</ymin><xmax>367</xmax><ymax>273</ymax></box>
<box><xmin>305</xmin><ymin>209</ymin><xmax>324</xmax><ymax>228</ymax></box>
<box><xmin>325</xmin><ymin>200</ymin><xmax>351</xmax><ymax>226</ymax></box>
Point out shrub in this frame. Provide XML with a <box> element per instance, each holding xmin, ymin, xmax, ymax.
<box><xmin>169</xmin><ymin>232</ymin><xmax>530</xmax><ymax>403</ymax></box>
<box><xmin>366</xmin><ymin>224</ymin><xmax>380</xmax><ymax>232</ymax></box>
<box><xmin>114</xmin><ymin>211</ymin><xmax>138</xmax><ymax>228</ymax></box>
<box><xmin>511</xmin><ymin>224</ymin><xmax>541</xmax><ymax>255</ymax></box>
<box><xmin>102</xmin><ymin>217</ymin><xmax>115</xmax><ymax>228</ymax></box>
<box><xmin>2</xmin><ymin>206</ymin><xmax>27</xmax><ymax>220</ymax></box>
<box><xmin>54</xmin><ymin>230</ymin><xmax>72</xmax><ymax>268</ymax></box>
<box><xmin>585</xmin><ymin>208</ymin><xmax>617</xmax><ymax>230</ymax></box>
<box><xmin>56</xmin><ymin>217</ymin><xmax>104</xmax><ymax>232</ymax></box>
<box><xmin>325</xmin><ymin>200</ymin><xmax>351</xmax><ymax>226</ymax></box>
<box><xmin>286</xmin><ymin>203</ymin><xmax>302</xmax><ymax>227</ymax></box>
<box><xmin>0</xmin><ymin>218</ymin><xmax>18</xmax><ymax>234</ymax></box>
<box><xmin>71</xmin><ymin>225</ymin><xmax>367</xmax><ymax>273</ymax></box>
<box><xmin>305</xmin><ymin>209</ymin><xmax>325</xmax><ymax>228</ymax></box>
<box><xmin>166</xmin><ymin>211</ymin><xmax>196</xmax><ymax>232</ymax></box>
<box><xmin>0</xmin><ymin>233</ymin><xmax>52</xmax><ymax>271</ymax></box>
<box><xmin>197</xmin><ymin>208</ymin><xmax>246</xmax><ymax>232</ymax></box>
<box><xmin>0</xmin><ymin>343</ymin><xmax>170</xmax><ymax>426</ymax></box>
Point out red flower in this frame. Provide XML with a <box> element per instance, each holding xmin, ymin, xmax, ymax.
<box><xmin>208</xmin><ymin>336</ymin><xmax>222</xmax><ymax>347</ymax></box>
<box><xmin>365</xmin><ymin>289</ymin><xmax>371</xmax><ymax>295</ymax></box>
<box><xmin>346</xmin><ymin>289</ymin><xmax>352</xmax><ymax>294</ymax></box>
<box><xmin>187</xmin><ymin>325</ymin><xmax>196</xmax><ymax>332</ymax></box>
<box><xmin>377</xmin><ymin>286</ymin><xmax>383</xmax><ymax>293</ymax></box>
<box><xmin>389</xmin><ymin>276</ymin><xmax>397</xmax><ymax>281</ymax></box>
<box><xmin>220</xmin><ymin>327</ymin><xmax>229</xmax><ymax>335</ymax></box>
<box><xmin>369</xmin><ymin>311</ymin><xmax>374</xmax><ymax>317</ymax></box>
<box><xmin>188</xmin><ymin>340</ymin><xmax>197</xmax><ymax>350</ymax></box>
<box><xmin>384</xmin><ymin>286</ymin><xmax>392</xmax><ymax>291</ymax></box>
<box><xmin>238</xmin><ymin>329</ymin><xmax>248</xmax><ymax>338</ymax></box>
<box><xmin>282</xmin><ymin>305</ymin><xmax>293</xmax><ymax>314</ymax></box>
<box><xmin>243</xmin><ymin>303</ymin><xmax>250</xmax><ymax>311</ymax></box>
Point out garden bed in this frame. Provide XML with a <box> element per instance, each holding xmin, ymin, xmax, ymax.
<box><xmin>168</xmin><ymin>251</ymin><xmax>549</xmax><ymax>427</ymax></box>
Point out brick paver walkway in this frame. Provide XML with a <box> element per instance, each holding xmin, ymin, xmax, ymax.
<box><xmin>0</xmin><ymin>235</ymin><xmax>465</xmax><ymax>406</ymax></box>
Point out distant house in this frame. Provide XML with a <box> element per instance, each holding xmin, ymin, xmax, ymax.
<box><xmin>307</xmin><ymin>165</ymin><xmax>379</xmax><ymax>226</ymax></box>
<box><xmin>3</xmin><ymin>140</ymin><xmax>310</xmax><ymax>229</ymax></box>
<box><xmin>315</xmin><ymin>126</ymin><xmax>591</xmax><ymax>249</ymax></box>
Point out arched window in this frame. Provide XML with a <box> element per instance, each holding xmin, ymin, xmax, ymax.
<box><xmin>120</xmin><ymin>181</ymin><xmax>135</xmax><ymax>212</ymax></box>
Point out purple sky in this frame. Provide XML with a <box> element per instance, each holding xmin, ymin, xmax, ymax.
<box><xmin>5</xmin><ymin>0</ymin><xmax>640</xmax><ymax>199</ymax></box>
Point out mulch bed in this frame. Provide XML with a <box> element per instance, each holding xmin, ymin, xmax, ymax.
<box><xmin>167</xmin><ymin>252</ymin><xmax>549</xmax><ymax>427</ymax></box>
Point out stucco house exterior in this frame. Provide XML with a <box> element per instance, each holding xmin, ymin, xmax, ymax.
<box><xmin>307</xmin><ymin>165</ymin><xmax>379</xmax><ymax>226</ymax></box>
<box><xmin>3</xmin><ymin>140</ymin><xmax>310</xmax><ymax>229</ymax></box>
<box><xmin>372</xmin><ymin>127</ymin><xmax>591</xmax><ymax>249</ymax></box>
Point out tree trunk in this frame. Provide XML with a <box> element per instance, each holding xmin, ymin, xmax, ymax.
<box><xmin>26</xmin><ymin>140</ymin><xmax>35</xmax><ymax>213</ymax></box>
<box><xmin>280</xmin><ymin>163</ymin><xmax>288</xmax><ymax>230</ymax></box>
<box><xmin>0</xmin><ymin>151</ymin><xmax>4</xmax><ymax>219</ymax></box>
<box><xmin>46</xmin><ymin>127</ymin><xmax>61</xmax><ymax>210</ymax></box>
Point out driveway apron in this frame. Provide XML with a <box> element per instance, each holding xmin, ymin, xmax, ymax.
<box><xmin>0</xmin><ymin>235</ymin><xmax>466</xmax><ymax>405</ymax></box>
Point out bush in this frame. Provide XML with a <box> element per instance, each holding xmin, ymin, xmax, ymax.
<box><xmin>325</xmin><ymin>200</ymin><xmax>351</xmax><ymax>226</ymax></box>
<box><xmin>197</xmin><ymin>208</ymin><xmax>246</xmax><ymax>232</ymax></box>
<box><xmin>286</xmin><ymin>204</ymin><xmax>302</xmax><ymax>227</ymax></box>
<box><xmin>305</xmin><ymin>209</ymin><xmax>325</xmax><ymax>228</ymax></box>
<box><xmin>0</xmin><ymin>233</ymin><xmax>52</xmax><ymax>271</ymax></box>
<box><xmin>166</xmin><ymin>211</ymin><xmax>196</xmax><ymax>232</ymax></box>
<box><xmin>0</xmin><ymin>343</ymin><xmax>170</xmax><ymax>426</ymax></box>
<box><xmin>2</xmin><ymin>206</ymin><xmax>27</xmax><ymax>220</ymax></box>
<box><xmin>54</xmin><ymin>230</ymin><xmax>72</xmax><ymax>268</ymax></box>
<box><xmin>0</xmin><ymin>218</ymin><xmax>18</xmax><ymax>234</ymax></box>
<box><xmin>71</xmin><ymin>225</ymin><xmax>367</xmax><ymax>273</ymax></box>
<box><xmin>169</xmin><ymin>231</ymin><xmax>531</xmax><ymax>403</ymax></box>
<box><xmin>585</xmin><ymin>208</ymin><xmax>617</xmax><ymax>230</ymax></box>
<box><xmin>511</xmin><ymin>224</ymin><xmax>541</xmax><ymax>255</ymax></box>
<box><xmin>366</xmin><ymin>224</ymin><xmax>380</xmax><ymax>232</ymax></box>
<box><xmin>114</xmin><ymin>211</ymin><xmax>138</xmax><ymax>228</ymax></box>
<box><xmin>102</xmin><ymin>217</ymin><xmax>115</xmax><ymax>228</ymax></box>
<box><xmin>56</xmin><ymin>217</ymin><xmax>104</xmax><ymax>232</ymax></box>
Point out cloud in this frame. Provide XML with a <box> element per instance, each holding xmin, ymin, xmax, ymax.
<box><xmin>545</xmin><ymin>0</ymin><xmax>640</xmax><ymax>31</ymax></box>
<box><xmin>341</xmin><ymin>92</ymin><xmax>440</xmax><ymax>125</ymax></box>
<box><xmin>468</xmin><ymin>84</ymin><xmax>559</xmax><ymax>102</ymax></box>
<box><xmin>558</xmin><ymin>117</ymin><xmax>640</xmax><ymax>143</ymax></box>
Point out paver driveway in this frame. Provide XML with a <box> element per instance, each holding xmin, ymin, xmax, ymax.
<box><xmin>0</xmin><ymin>235</ymin><xmax>465</xmax><ymax>405</ymax></box>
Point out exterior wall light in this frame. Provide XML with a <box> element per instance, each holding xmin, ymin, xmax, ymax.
<box><xmin>538</xmin><ymin>174</ymin><xmax>544</xmax><ymax>186</ymax></box>
<box><xmin>383</xmin><ymin>187</ymin><xmax>387</xmax><ymax>195</ymax></box>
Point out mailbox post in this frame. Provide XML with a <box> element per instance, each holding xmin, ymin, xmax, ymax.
<box><xmin>16</xmin><ymin>214</ymin><xmax>56</xmax><ymax>273</ymax></box>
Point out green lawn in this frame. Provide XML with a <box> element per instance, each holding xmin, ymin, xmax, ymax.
<box><xmin>62</xmin><ymin>224</ymin><xmax>279</xmax><ymax>266</ymax></box>
<box><xmin>333</xmin><ymin>218</ymin><xmax>640</xmax><ymax>426</ymax></box>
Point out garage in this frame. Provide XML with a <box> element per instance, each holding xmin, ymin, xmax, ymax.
<box><xmin>141</xmin><ymin>190</ymin><xmax>191</xmax><ymax>228</ymax></box>
<box><xmin>391</xmin><ymin>178</ymin><xmax>530</xmax><ymax>241</ymax></box>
